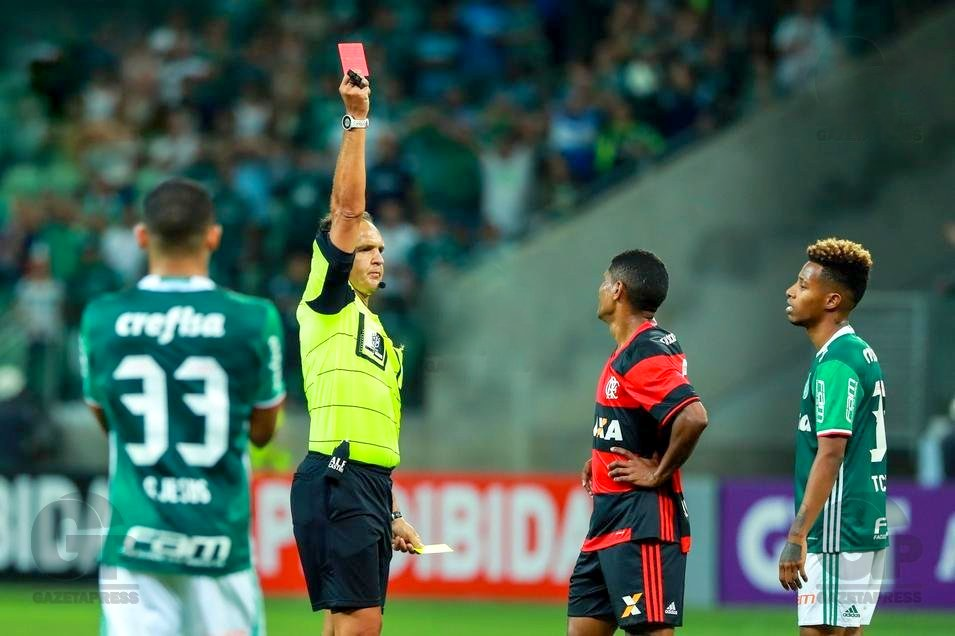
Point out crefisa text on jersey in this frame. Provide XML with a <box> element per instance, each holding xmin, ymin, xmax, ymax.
<box><xmin>114</xmin><ymin>305</ymin><xmax>226</xmax><ymax>345</ymax></box>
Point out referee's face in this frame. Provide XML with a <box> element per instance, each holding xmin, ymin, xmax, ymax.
<box><xmin>349</xmin><ymin>220</ymin><xmax>385</xmax><ymax>296</ymax></box>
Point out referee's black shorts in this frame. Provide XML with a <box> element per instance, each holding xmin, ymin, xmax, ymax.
<box><xmin>568</xmin><ymin>540</ymin><xmax>687</xmax><ymax>631</ymax></box>
<box><xmin>290</xmin><ymin>451</ymin><xmax>394</xmax><ymax>612</ymax></box>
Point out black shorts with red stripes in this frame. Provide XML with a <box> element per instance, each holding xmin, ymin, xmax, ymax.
<box><xmin>568</xmin><ymin>540</ymin><xmax>686</xmax><ymax>631</ymax></box>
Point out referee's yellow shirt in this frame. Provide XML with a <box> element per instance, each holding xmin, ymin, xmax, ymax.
<box><xmin>297</xmin><ymin>231</ymin><xmax>403</xmax><ymax>468</ymax></box>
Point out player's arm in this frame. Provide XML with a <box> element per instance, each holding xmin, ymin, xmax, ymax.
<box><xmin>328</xmin><ymin>72</ymin><xmax>370</xmax><ymax>254</ymax></box>
<box><xmin>78</xmin><ymin>309</ymin><xmax>108</xmax><ymax>434</ymax></box>
<box><xmin>779</xmin><ymin>359</ymin><xmax>859</xmax><ymax>590</ymax></box>
<box><xmin>609</xmin><ymin>401</ymin><xmax>708</xmax><ymax>488</ymax></box>
<box><xmin>249</xmin><ymin>302</ymin><xmax>287</xmax><ymax>448</ymax></box>
<box><xmin>608</xmin><ymin>350</ymin><xmax>706</xmax><ymax>487</ymax></box>
<box><xmin>778</xmin><ymin>436</ymin><xmax>847</xmax><ymax>590</ymax></box>
<box><xmin>249</xmin><ymin>401</ymin><xmax>284</xmax><ymax>448</ymax></box>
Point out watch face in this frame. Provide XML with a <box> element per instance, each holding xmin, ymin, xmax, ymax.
<box><xmin>343</xmin><ymin>115</ymin><xmax>352</xmax><ymax>128</ymax></box>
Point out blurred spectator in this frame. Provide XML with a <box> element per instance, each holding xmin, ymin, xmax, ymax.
<box><xmin>65</xmin><ymin>239</ymin><xmax>122</xmax><ymax>327</ymax></box>
<box><xmin>549</xmin><ymin>87</ymin><xmax>601</xmax><ymax>184</ymax></box>
<box><xmin>368</xmin><ymin>132</ymin><xmax>415</xmax><ymax>210</ymax></box>
<box><xmin>148</xmin><ymin>109</ymin><xmax>201</xmax><ymax>171</ymax></box>
<box><xmin>14</xmin><ymin>246</ymin><xmax>64</xmax><ymax>401</ymax></box>
<box><xmin>480</xmin><ymin>129</ymin><xmax>535</xmax><ymax>241</ymax></box>
<box><xmin>101</xmin><ymin>206</ymin><xmax>145</xmax><ymax>284</ymax></box>
<box><xmin>376</xmin><ymin>200</ymin><xmax>421</xmax><ymax>271</ymax></box>
<box><xmin>657</xmin><ymin>59</ymin><xmax>701</xmax><ymax>141</ymax></box>
<box><xmin>773</xmin><ymin>0</ymin><xmax>838</xmax><ymax>94</ymax></box>
<box><xmin>415</xmin><ymin>6</ymin><xmax>462</xmax><ymax>100</ymax></box>
<box><xmin>594</xmin><ymin>99</ymin><xmax>665</xmax><ymax>176</ymax></box>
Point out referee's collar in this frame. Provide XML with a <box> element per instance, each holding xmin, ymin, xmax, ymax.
<box><xmin>137</xmin><ymin>275</ymin><xmax>216</xmax><ymax>292</ymax></box>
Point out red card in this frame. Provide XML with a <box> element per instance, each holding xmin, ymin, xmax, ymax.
<box><xmin>338</xmin><ymin>42</ymin><xmax>369</xmax><ymax>78</ymax></box>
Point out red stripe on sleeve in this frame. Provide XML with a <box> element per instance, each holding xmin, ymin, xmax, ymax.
<box><xmin>817</xmin><ymin>430</ymin><xmax>852</xmax><ymax>438</ymax></box>
<box><xmin>658</xmin><ymin>395</ymin><xmax>701</xmax><ymax>428</ymax></box>
<box><xmin>622</xmin><ymin>354</ymin><xmax>690</xmax><ymax>411</ymax></box>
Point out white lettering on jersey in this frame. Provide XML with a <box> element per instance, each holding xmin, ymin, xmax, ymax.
<box><xmin>658</xmin><ymin>333</ymin><xmax>677</xmax><ymax>346</ymax></box>
<box><xmin>142</xmin><ymin>476</ymin><xmax>212</xmax><ymax>505</ymax></box>
<box><xmin>123</xmin><ymin>526</ymin><xmax>231</xmax><ymax>568</ymax></box>
<box><xmin>115</xmin><ymin>306</ymin><xmax>226</xmax><ymax>345</ymax></box>
<box><xmin>845</xmin><ymin>378</ymin><xmax>858</xmax><ymax>423</ymax></box>
<box><xmin>593</xmin><ymin>417</ymin><xmax>624</xmax><ymax>441</ymax></box>
<box><xmin>863</xmin><ymin>347</ymin><xmax>878</xmax><ymax>363</ymax></box>
<box><xmin>798</xmin><ymin>414</ymin><xmax>812</xmax><ymax>432</ymax></box>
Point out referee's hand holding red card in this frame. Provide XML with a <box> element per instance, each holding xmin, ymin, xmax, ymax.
<box><xmin>608</xmin><ymin>447</ymin><xmax>661</xmax><ymax>488</ymax></box>
<box><xmin>339</xmin><ymin>72</ymin><xmax>370</xmax><ymax>119</ymax></box>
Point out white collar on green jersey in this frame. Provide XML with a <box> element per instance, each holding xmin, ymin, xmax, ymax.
<box><xmin>137</xmin><ymin>275</ymin><xmax>216</xmax><ymax>292</ymax></box>
<box><xmin>816</xmin><ymin>324</ymin><xmax>855</xmax><ymax>358</ymax></box>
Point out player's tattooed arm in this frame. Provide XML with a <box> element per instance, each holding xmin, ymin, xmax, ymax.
<box><xmin>789</xmin><ymin>436</ymin><xmax>847</xmax><ymax>542</ymax></box>
<box><xmin>778</xmin><ymin>537</ymin><xmax>807</xmax><ymax>591</ymax></box>
<box><xmin>778</xmin><ymin>436</ymin><xmax>847</xmax><ymax>590</ymax></box>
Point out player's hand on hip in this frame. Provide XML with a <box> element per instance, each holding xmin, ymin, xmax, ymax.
<box><xmin>777</xmin><ymin>537</ymin><xmax>808</xmax><ymax>591</ymax></box>
<box><xmin>339</xmin><ymin>72</ymin><xmax>370</xmax><ymax>119</ymax></box>
<box><xmin>607</xmin><ymin>447</ymin><xmax>660</xmax><ymax>488</ymax></box>
<box><xmin>392</xmin><ymin>517</ymin><xmax>424</xmax><ymax>554</ymax></box>
<box><xmin>581</xmin><ymin>457</ymin><xmax>593</xmax><ymax>496</ymax></box>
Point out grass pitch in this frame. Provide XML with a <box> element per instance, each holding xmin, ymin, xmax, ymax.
<box><xmin>0</xmin><ymin>584</ymin><xmax>951</xmax><ymax>635</ymax></box>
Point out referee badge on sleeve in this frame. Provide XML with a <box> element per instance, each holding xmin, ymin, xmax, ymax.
<box><xmin>356</xmin><ymin>313</ymin><xmax>388</xmax><ymax>369</ymax></box>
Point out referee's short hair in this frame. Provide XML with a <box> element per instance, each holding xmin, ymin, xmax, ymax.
<box><xmin>609</xmin><ymin>249</ymin><xmax>669</xmax><ymax>313</ymax></box>
<box><xmin>143</xmin><ymin>178</ymin><xmax>215</xmax><ymax>254</ymax></box>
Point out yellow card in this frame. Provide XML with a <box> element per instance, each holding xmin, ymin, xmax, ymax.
<box><xmin>414</xmin><ymin>543</ymin><xmax>454</xmax><ymax>554</ymax></box>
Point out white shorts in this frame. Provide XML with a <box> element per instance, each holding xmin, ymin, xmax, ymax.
<box><xmin>797</xmin><ymin>550</ymin><xmax>885</xmax><ymax>628</ymax></box>
<box><xmin>99</xmin><ymin>565</ymin><xmax>265</xmax><ymax>636</ymax></box>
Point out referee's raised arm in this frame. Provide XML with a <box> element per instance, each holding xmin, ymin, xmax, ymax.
<box><xmin>329</xmin><ymin>71</ymin><xmax>371</xmax><ymax>253</ymax></box>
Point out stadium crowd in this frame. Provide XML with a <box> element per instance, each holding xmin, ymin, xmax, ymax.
<box><xmin>0</xmin><ymin>0</ymin><xmax>911</xmax><ymax>407</ymax></box>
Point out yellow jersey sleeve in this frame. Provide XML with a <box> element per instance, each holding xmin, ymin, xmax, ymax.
<box><xmin>302</xmin><ymin>231</ymin><xmax>355</xmax><ymax>314</ymax></box>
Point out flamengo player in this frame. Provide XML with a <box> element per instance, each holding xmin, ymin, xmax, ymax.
<box><xmin>779</xmin><ymin>238</ymin><xmax>887</xmax><ymax>635</ymax></box>
<box><xmin>80</xmin><ymin>179</ymin><xmax>285</xmax><ymax>635</ymax></box>
<box><xmin>568</xmin><ymin>249</ymin><xmax>709</xmax><ymax>636</ymax></box>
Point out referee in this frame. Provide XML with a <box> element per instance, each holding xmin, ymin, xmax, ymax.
<box><xmin>290</xmin><ymin>71</ymin><xmax>423</xmax><ymax>636</ymax></box>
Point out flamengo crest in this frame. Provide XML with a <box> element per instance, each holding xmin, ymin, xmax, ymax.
<box><xmin>605</xmin><ymin>376</ymin><xmax>620</xmax><ymax>400</ymax></box>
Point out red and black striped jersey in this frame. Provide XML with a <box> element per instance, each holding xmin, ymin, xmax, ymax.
<box><xmin>583</xmin><ymin>319</ymin><xmax>700</xmax><ymax>554</ymax></box>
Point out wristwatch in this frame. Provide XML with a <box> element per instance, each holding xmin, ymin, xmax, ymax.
<box><xmin>342</xmin><ymin>114</ymin><xmax>369</xmax><ymax>130</ymax></box>
<box><xmin>391</xmin><ymin>510</ymin><xmax>403</xmax><ymax>521</ymax></box>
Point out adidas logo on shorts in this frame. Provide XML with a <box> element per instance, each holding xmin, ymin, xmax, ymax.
<box><xmin>843</xmin><ymin>605</ymin><xmax>861</xmax><ymax>619</ymax></box>
<box><xmin>665</xmin><ymin>602</ymin><xmax>678</xmax><ymax>616</ymax></box>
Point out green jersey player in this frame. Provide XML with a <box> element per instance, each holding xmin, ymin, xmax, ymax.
<box><xmin>80</xmin><ymin>178</ymin><xmax>285</xmax><ymax>635</ymax></box>
<box><xmin>779</xmin><ymin>238</ymin><xmax>887</xmax><ymax>635</ymax></box>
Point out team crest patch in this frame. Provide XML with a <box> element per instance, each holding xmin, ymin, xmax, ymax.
<box><xmin>356</xmin><ymin>313</ymin><xmax>388</xmax><ymax>370</ymax></box>
<box><xmin>605</xmin><ymin>375</ymin><xmax>620</xmax><ymax>400</ymax></box>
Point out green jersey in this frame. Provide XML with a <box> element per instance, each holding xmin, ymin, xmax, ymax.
<box><xmin>795</xmin><ymin>325</ymin><xmax>888</xmax><ymax>554</ymax></box>
<box><xmin>79</xmin><ymin>275</ymin><xmax>286</xmax><ymax>576</ymax></box>
<box><xmin>297</xmin><ymin>231</ymin><xmax>403</xmax><ymax>468</ymax></box>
